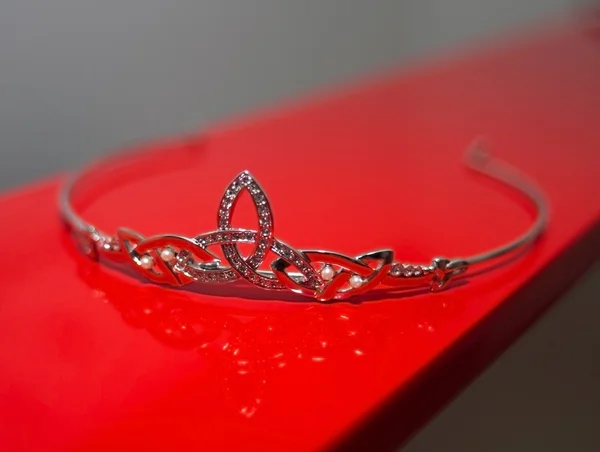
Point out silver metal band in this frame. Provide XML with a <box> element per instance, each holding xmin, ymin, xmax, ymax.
<box><xmin>59</xmin><ymin>138</ymin><xmax>548</xmax><ymax>301</ymax></box>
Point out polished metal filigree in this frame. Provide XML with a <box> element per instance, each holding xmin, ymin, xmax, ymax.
<box><xmin>61</xmin><ymin>143</ymin><xmax>548</xmax><ymax>301</ymax></box>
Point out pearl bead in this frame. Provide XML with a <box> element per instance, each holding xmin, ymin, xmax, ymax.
<box><xmin>320</xmin><ymin>264</ymin><xmax>335</xmax><ymax>281</ymax></box>
<box><xmin>140</xmin><ymin>254</ymin><xmax>154</xmax><ymax>269</ymax></box>
<box><xmin>348</xmin><ymin>274</ymin><xmax>363</xmax><ymax>288</ymax></box>
<box><xmin>160</xmin><ymin>248</ymin><xmax>176</xmax><ymax>262</ymax></box>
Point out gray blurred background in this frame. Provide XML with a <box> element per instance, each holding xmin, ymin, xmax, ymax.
<box><xmin>1</xmin><ymin>1</ymin><xmax>599</xmax><ymax>451</ymax></box>
<box><xmin>0</xmin><ymin>0</ymin><xmax>591</xmax><ymax>190</ymax></box>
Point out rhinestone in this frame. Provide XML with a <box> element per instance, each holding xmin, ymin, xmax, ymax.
<box><xmin>390</xmin><ymin>265</ymin><xmax>402</xmax><ymax>276</ymax></box>
<box><xmin>310</xmin><ymin>278</ymin><xmax>322</xmax><ymax>288</ymax></box>
<box><xmin>177</xmin><ymin>249</ymin><xmax>192</xmax><ymax>262</ymax></box>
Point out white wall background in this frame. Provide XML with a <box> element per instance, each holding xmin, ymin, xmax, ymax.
<box><xmin>0</xmin><ymin>0</ymin><xmax>582</xmax><ymax>189</ymax></box>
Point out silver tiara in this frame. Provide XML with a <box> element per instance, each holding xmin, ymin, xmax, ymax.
<box><xmin>60</xmin><ymin>141</ymin><xmax>548</xmax><ymax>302</ymax></box>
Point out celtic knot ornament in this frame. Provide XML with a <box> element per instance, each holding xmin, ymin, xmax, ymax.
<box><xmin>272</xmin><ymin>250</ymin><xmax>395</xmax><ymax>301</ymax></box>
<box><xmin>103</xmin><ymin>171</ymin><xmax>472</xmax><ymax>301</ymax></box>
<box><xmin>62</xmin><ymin>141</ymin><xmax>549</xmax><ymax>301</ymax></box>
<box><xmin>116</xmin><ymin>228</ymin><xmax>220</xmax><ymax>286</ymax></box>
<box><xmin>430</xmin><ymin>258</ymin><xmax>469</xmax><ymax>291</ymax></box>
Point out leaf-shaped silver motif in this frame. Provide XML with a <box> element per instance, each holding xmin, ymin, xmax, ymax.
<box><xmin>272</xmin><ymin>249</ymin><xmax>394</xmax><ymax>301</ymax></box>
<box><xmin>194</xmin><ymin>171</ymin><xmax>318</xmax><ymax>290</ymax></box>
<box><xmin>117</xmin><ymin>228</ymin><xmax>219</xmax><ymax>286</ymax></box>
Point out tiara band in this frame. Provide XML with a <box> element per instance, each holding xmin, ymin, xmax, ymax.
<box><xmin>60</xmin><ymin>139</ymin><xmax>548</xmax><ymax>302</ymax></box>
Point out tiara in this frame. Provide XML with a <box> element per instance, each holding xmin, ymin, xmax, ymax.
<box><xmin>60</xmin><ymin>139</ymin><xmax>548</xmax><ymax>302</ymax></box>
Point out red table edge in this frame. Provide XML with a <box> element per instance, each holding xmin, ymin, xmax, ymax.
<box><xmin>329</xmin><ymin>219</ymin><xmax>600</xmax><ymax>451</ymax></box>
<box><xmin>7</xmin><ymin>145</ymin><xmax>599</xmax><ymax>452</ymax></box>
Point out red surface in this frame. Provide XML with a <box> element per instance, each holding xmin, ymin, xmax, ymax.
<box><xmin>1</xmin><ymin>18</ymin><xmax>600</xmax><ymax>452</ymax></box>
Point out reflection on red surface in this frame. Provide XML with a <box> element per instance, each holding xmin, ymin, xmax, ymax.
<box><xmin>76</xmin><ymin>256</ymin><xmax>465</xmax><ymax>423</ymax></box>
<box><xmin>1</xmin><ymin>175</ymin><xmax>485</xmax><ymax>452</ymax></box>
